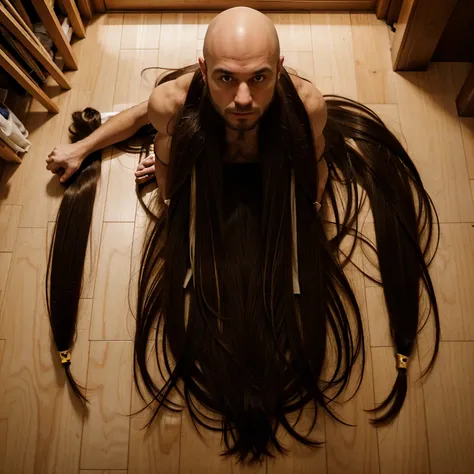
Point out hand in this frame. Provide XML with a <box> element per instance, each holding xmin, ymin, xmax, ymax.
<box><xmin>135</xmin><ymin>154</ymin><xmax>156</xmax><ymax>184</ymax></box>
<box><xmin>46</xmin><ymin>142</ymin><xmax>86</xmax><ymax>183</ymax></box>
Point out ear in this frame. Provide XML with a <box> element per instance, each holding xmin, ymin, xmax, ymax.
<box><xmin>278</xmin><ymin>55</ymin><xmax>284</xmax><ymax>80</ymax></box>
<box><xmin>198</xmin><ymin>57</ymin><xmax>207</xmax><ymax>83</ymax></box>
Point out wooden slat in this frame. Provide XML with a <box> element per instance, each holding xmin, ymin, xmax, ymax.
<box><xmin>121</xmin><ymin>13</ymin><xmax>161</xmax><ymax>49</ymax></box>
<box><xmin>394</xmin><ymin>63</ymin><xmax>474</xmax><ymax>222</ymax></box>
<box><xmin>310</xmin><ymin>13</ymin><xmax>358</xmax><ymax>100</ymax></box>
<box><xmin>351</xmin><ymin>13</ymin><xmax>396</xmax><ymax>103</ymax></box>
<box><xmin>62</xmin><ymin>0</ymin><xmax>87</xmax><ymax>38</ymax></box>
<box><xmin>80</xmin><ymin>341</ymin><xmax>133</xmax><ymax>470</ymax></box>
<box><xmin>0</xmin><ymin>228</ymin><xmax>89</xmax><ymax>473</ymax></box>
<box><xmin>31</xmin><ymin>0</ymin><xmax>79</xmax><ymax>70</ymax></box>
<box><xmin>391</xmin><ymin>0</ymin><xmax>458</xmax><ymax>71</ymax></box>
<box><xmin>0</xmin><ymin>2</ymin><xmax>71</xmax><ymax>90</ymax></box>
<box><xmin>266</xmin><ymin>13</ymin><xmax>313</xmax><ymax>52</ymax></box>
<box><xmin>421</xmin><ymin>342</ymin><xmax>474</xmax><ymax>474</ymax></box>
<box><xmin>372</xmin><ymin>347</ymin><xmax>430</xmax><ymax>474</ymax></box>
<box><xmin>375</xmin><ymin>0</ymin><xmax>391</xmax><ymax>19</ymax></box>
<box><xmin>456</xmin><ymin>64</ymin><xmax>474</xmax><ymax>117</ymax></box>
<box><xmin>386</xmin><ymin>0</ymin><xmax>402</xmax><ymax>24</ymax></box>
<box><xmin>90</xmin><ymin>222</ymin><xmax>135</xmax><ymax>340</ymax></box>
<box><xmin>77</xmin><ymin>0</ymin><xmax>93</xmax><ymax>19</ymax></box>
<box><xmin>105</xmin><ymin>0</ymin><xmax>376</xmax><ymax>10</ymax></box>
<box><xmin>0</xmin><ymin>253</ymin><xmax>12</xmax><ymax>327</ymax></box>
<box><xmin>0</xmin><ymin>205</ymin><xmax>21</xmax><ymax>252</ymax></box>
<box><xmin>11</xmin><ymin>0</ymin><xmax>33</xmax><ymax>30</ymax></box>
<box><xmin>0</xmin><ymin>46</ymin><xmax>59</xmax><ymax>113</ymax></box>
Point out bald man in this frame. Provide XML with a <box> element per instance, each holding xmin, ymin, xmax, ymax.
<box><xmin>46</xmin><ymin>6</ymin><xmax>328</xmax><ymax>204</ymax></box>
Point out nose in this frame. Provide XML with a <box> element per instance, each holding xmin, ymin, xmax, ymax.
<box><xmin>234</xmin><ymin>82</ymin><xmax>252</xmax><ymax>109</ymax></box>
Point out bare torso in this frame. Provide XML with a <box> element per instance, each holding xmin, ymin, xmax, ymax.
<box><xmin>154</xmin><ymin>68</ymin><xmax>320</xmax><ymax>166</ymax></box>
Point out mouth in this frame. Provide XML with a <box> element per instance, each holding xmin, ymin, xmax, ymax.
<box><xmin>233</xmin><ymin>112</ymin><xmax>253</xmax><ymax>116</ymax></box>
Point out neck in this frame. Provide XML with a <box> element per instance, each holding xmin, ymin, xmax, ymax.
<box><xmin>225</xmin><ymin>125</ymin><xmax>259</xmax><ymax>145</ymax></box>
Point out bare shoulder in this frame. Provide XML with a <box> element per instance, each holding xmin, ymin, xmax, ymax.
<box><xmin>147</xmin><ymin>71</ymin><xmax>194</xmax><ymax>135</ymax></box>
<box><xmin>293</xmin><ymin>76</ymin><xmax>327</xmax><ymax>136</ymax></box>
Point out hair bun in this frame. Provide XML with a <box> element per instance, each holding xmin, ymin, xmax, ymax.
<box><xmin>69</xmin><ymin>107</ymin><xmax>102</xmax><ymax>142</ymax></box>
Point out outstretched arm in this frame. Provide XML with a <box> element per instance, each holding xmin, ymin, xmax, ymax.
<box><xmin>46</xmin><ymin>101</ymin><xmax>149</xmax><ymax>182</ymax></box>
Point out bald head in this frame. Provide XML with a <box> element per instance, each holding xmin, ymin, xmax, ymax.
<box><xmin>203</xmin><ymin>7</ymin><xmax>280</xmax><ymax>69</ymax></box>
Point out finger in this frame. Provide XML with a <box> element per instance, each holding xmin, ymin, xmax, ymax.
<box><xmin>142</xmin><ymin>155</ymin><xmax>154</xmax><ymax>166</ymax></box>
<box><xmin>135</xmin><ymin>165</ymin><xmax>155</xmax><ymax>177</ymax></box>
<box><xmin>135</xmin><ymin>174</ymin><xmax>154</xmax><ymax>184</ymax></box>
<box><xmin>46</xmin><ymin>162</ymin><xmax>62</xmax><ymax>172</ymax></box>
<box><xmin>60</xmin><ymin>167</ymin><xmax>76</xmax><ymax>183</ymax></box>
<box><xmin>136</xmin><ymin>163</ymin><xmax>144</xmax><ymax>171</ymax></box>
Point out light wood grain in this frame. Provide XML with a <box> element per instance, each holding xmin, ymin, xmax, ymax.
<box><xmin>451</xmin><ymin>64</ymin><xmax>474</xmax><ymax>180</ymax></box>
<box><xmin>351</xmin><ymin>13</ymin><xmax>396</xmax><ymax>104</ymax></box>
<box><xmin>90</xmin><ymin>222</ymin><xmax>135</xmax><ymax>340</ymax></box>
<box><xmin>310</xmin><ymin>13</ymin><xmax>358</xmax><ymax>101</ymax></box>
<box><xmin>0</xmin><ymin>228</ymin><xmax>88</xmax><ymax>474</ymax></box>
<box><xmin>429</xmin><ymin>224</ymin><xmax>474</xmax><ymax>341</ymax></box>
<box><xmin>128</xmin><ymin>342</ymin><xmax>181</xmax><ymax>474</ymax></box>
<box><xmin>471</xmin><ymin>180</ymin><xmax>474</xmax><ymax>203</ymax></box>
<box><xmin>267</xmin><ymin>13</ymin><xmax>313</xmax><ymax>52</ymax></box>
<box><xmin>364</xmin><ymin>103</ymin><xmax>406</xmax><ymax>148</ymax></box>
<box><xmin>62</xmin><ymin>0</ymin><xmax>86</xmax><ymax>38</ymax></box>
<box><xmin>422</xmin><ymin>342</ymin><xmax>474</xmax><ymax>474</ymax></box>
<box><xmin>80</xmin><ymin>341</ymin><xmax>133</xmax><ymax>470</ymax></box>
<box><xmin>0</xmin><ymin>253</ymin><xmax>12</xmax><ymax>333</ymax></box>
<box><xmin>82</xmin><ymin>157</ymin><xmax>111</xmax><ymax>298</ymax></box>
<box><xmin>372</xmin><ymin>347</ymin><xmax>430</xmax><ymax>474</ymax></box>
<box><xmin>158</xmin><ymin>13</ymin><xmax>199</xmax><ymax>69</ymax></box>
<box><xmin>0</xmin><ymin>205</ymin><xmax>21</xmax><ymax>251</ymax></box>
<box><xmin>0</xmin><ymin>45</ymin><xmax>59</xmax><ymax>113</ymax></box>
<box><xmin>325</xmin><ymin>236</ymin><xmax>380</xmax><ymax>474</ymax></box>
<box><xmin>121</xmin><ymin>13</ymin><xmax>162</xmax><ymax>49</ymax></box>
<box><xmin>0</xmin><ymin>339</ymin><xmax>6</xmax><ymax>466</ymax></box>
<box><xmin>113</xmin><ymin>49</ymin><xmax>159</xmax><ymax>112</ymax></box>
<box><xmin>197</xmin><ymin>12</ymin><xmax>217</xmax><ymax>40</ymax></box>
<box><xmin>365</xmin><ymin>286</ymin><xmax>391</xmax><ymax>347</ymax></box>
<box><xmin>81</xmin><ymin>471</ymin><xmax>128</xmax><ymax>474</ymax></box>
<box><xmin>104</xmin><ymin>151</ymin><xmax>139</xmax><ymax>222</ymax></box>
<box><xmin>395</xmin><ymin>63</ymin><xmax>474</xmax><ymax>223</ymax></box>
<box><xmin>31</xmin><ymin>0</ymin><xmax>78</xmax><ymax>70</ymax></box>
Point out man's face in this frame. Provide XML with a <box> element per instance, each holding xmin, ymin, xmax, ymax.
<box><xmin>199</xmin><ymin>56</ymin><xmax>284</xmax><ymax>132</ymax></box>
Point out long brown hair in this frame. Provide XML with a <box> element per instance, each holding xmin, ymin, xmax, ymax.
<box><xmin>47</xmin><ymin>63</ymin><xmax>440</xmax><ymax>463</ymax></box>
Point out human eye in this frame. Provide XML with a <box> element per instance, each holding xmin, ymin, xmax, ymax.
<box><xmin>220</xmin><ymin>75</ymin><xmax>233</xmax><ymax>83</ymax></box>
<box><xmin>254</xmin><ymin>75</ymin><xmax>266</xmax><ymax>83</ymax></box>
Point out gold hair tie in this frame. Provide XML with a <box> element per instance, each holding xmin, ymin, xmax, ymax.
<box><xmin>164</xmin><ymin>199</ymin><xmax>170</xmax><ymax>207</ymax></box>
<box><xmin>59</xmin><ymin>350</ymin><xmax>71</xmax><ymax>364</ymax></box>
<box><xmin>396</xmin><ymin>353</ymin><xmax>408</xmax><ymax>370</ymax></box>
<box><xmin>313</xmin><ymin>201</ymin><xmax>321</xmax><ymax>212</ymax></box>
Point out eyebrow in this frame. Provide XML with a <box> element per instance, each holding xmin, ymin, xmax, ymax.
<box><xmin>212</xmin><ymin>67</ymin><xmax>273</xmax><ymax>76</ymax></box>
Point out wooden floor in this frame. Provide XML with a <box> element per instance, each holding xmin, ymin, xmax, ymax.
<box><xmin>1</xmin><ymin>11</ymin><xmax>474</xmax><ymax>474</ymax></box>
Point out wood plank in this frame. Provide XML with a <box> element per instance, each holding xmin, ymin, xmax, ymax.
<box><xmin>104</xmin><ymin>151</ymin><xmax>139</xmax><ymax>222</ymax></box>
<box><xmin>375</xmin><ymin>0</ymin><xmax>390</xmax><ymax>19</ymax></box>
<box><xmin>394</xmin><ymin>63</ymin><xmax>474</xmax><ymax>222</ymax></box>
<box><xmin>112</xmin><ymin>49</ymin><xmax>159</xmax><ymax>112</ymax></box>
<box><xmin>372</xmin><ymin>347</ymin><xmax>430</xmax><ymax>474</ymax></box>
<box><xmin>121</xmin><ymin>13</ymin><xmax>162</xmax><ymax>49</ymax></box>
<box><xmin>456</xmin><ymin>64</ymin><xmax>474</xmax><ymax>117</ymax></box>
<box><xmin>0</xmin><ymin>228</ymin><xmax>89</xmax><ymax>474</ymax></box>
<box><xmin>105</xmin><ymin>0</ymin><xmax>376</xmax><ymax>10</ymax></box>
<box><xmin>31</xmin><ymin>0</ymin><xmax>79</xmax><ymax>70</ymax></box>
<box><xmin>62</xmin><ymin>0</ymin><xmax>87</xmax><ymax>38</ymax></box>
<box><xmin>325</xmin><ymin>236</ymin><xmax>380</xmax><ymax>474</ymax></box>
<box><xmin>351</xmin><ymin>13</ymin><xmax>396</xmax><ymax>103</ymax></box>
<box><xmin>11</xmin><ymin>0</ymin><xmax>34</xmax><ymax>30</ymax></box>
<box><xmin>267</xmin><ymin>13</ymin><xmax>313</xmax><ymax>52</ymax></box>
<box><xmin>90</xmin><ymin>222</ymin><xmax>135</xmax><ymax>340</ymax></box>
<box><xmin>422</xmin><ymin>342</ymin><xmax>474</xmax><ymax>474</ymax></box>
<box><xmin>0</xmin><ymin>1</ymin><xmax>71</xmax><ymax>90</ymax></box>
<box><xmin>429</xmin><ymin>224</ymin><xmax>474</xmax><ymax>341</ymax></box>
<box><xmin>310</xmin><ymin>13</ymin><xmax>358</xmax><ymax>101</ymax></box>
<box><xmin>0</xmin><ymin>46</ymin><xmax>59</xmax><ymax>114</ymax></box>
<box><xmin>0</xmin><ymin>253</ymin><xmax>12</xmax><ymax>334</ymax></box>
<box><xmin>77</xmin><ymin>0</ymin><xmax>94</xmax><ymax>19</ymax></box>
<box><xmin>0</xmin><ymin>205</ymin><xmax>21</xmax><ymax>251</ymax></box>
<box><xmin>128</xmin><ymin>341</ymin><xmax>181</xmax><ymax>474</ymax></box>
<box><xmin>471</xmin><ymin>180</ymin><xmax>474</xmax><ymax>203</ymax></box>
<box><xmin>0</xmin><ymin>339</ymin><xmax>6</xmax><ymax>467</ymax></box>
<box><xmin>81</xmin><ymin>471</ymin><xmax>128</xmax><ymax>474</ymax></box>
<box><xmin>80</xmin><ymin>341</ymin><xmax>133</xmax><ymax>470</ymax></box>
<box><xmin>391</xmin><ymin>0</ymin><xmax>458</xmax><ymax>71</ymax></box>
<box><xmin>158</xmin><ymin>13</ymin><xmax>199</xmax><ymax>69</ymax></box>
<box><xmin>365</xmin><ymin>286</ymin><xmax>391</xmax><ymax>347</ymax></box>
